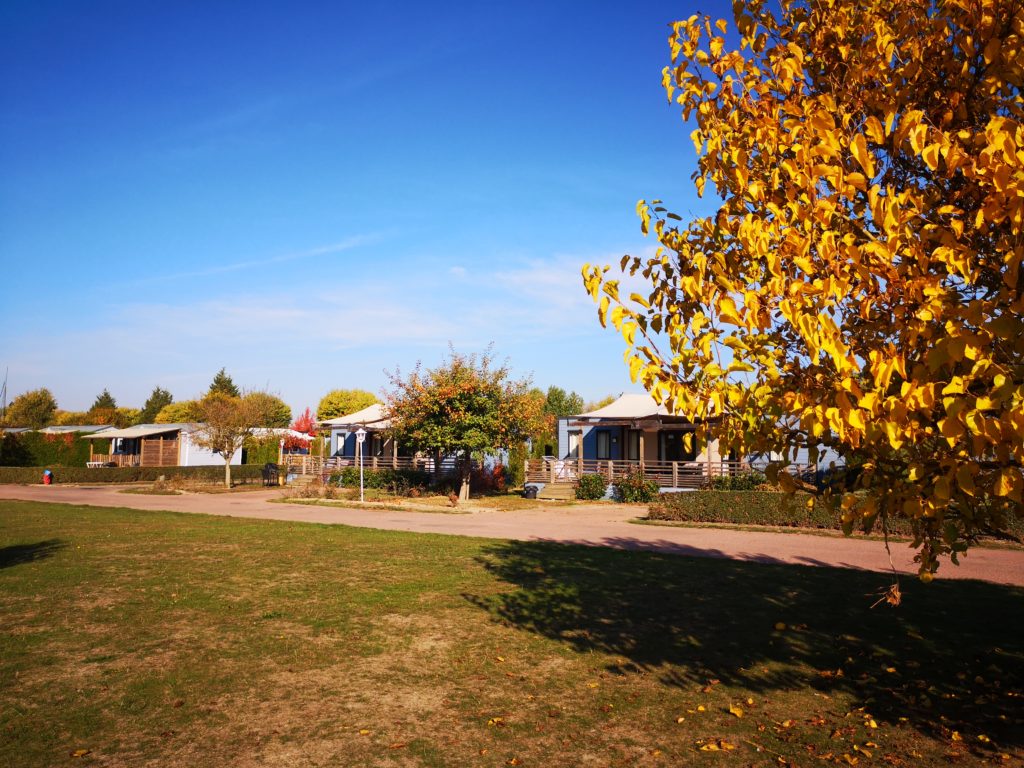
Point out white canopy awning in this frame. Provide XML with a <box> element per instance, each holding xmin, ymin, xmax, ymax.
<box><xmin>575</xmin><ymin>393</ymin><xmax>668</xmax><ymax>419</ymax></box>
<box><xmin>320</xmin><ymin>403</ymin><xmax>391</xmax><ymax>430</ymax></box>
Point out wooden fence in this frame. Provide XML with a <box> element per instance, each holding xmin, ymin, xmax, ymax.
<box><xmin>525</xmin><ymin>458</ymin><xmax>815</xmax><ymax>489</ymax></box>
<box><xmin>280</xmin><ymin>454</ymin><xmax>468</xmax><ymax>477</ymax></box>
<box><xmin>88</xmin><ymin>454</ymin><xmax>142</xmax><ymax>468</ymax></box>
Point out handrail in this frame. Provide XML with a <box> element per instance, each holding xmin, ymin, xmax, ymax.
<box><xmin>523</xmin><ymin>457</ymin><xmax>815</xmax><ymax>488</ymax></box>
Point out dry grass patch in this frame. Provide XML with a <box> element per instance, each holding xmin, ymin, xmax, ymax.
<box><xmin>1</xmin><ymin>501</ymin><xmax>1022</xmax><ymax>767</ymax></box>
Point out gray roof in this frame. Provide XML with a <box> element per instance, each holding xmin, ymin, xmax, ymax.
<box><xmin>38</xmin><ymin>425</ymin><xmax>115</xmax><ymax>435</ymax></box>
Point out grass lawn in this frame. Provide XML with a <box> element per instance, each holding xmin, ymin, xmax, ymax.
<box><xmin>1</xmin><ymin>501</ymin><xmax>1021</xmax><ymax>767</ymax></box>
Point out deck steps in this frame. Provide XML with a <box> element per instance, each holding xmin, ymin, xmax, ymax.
<box><xmin>537</xmin><ymin>482</ymin><xmax>575</xmax><ymax>501</ymax></box>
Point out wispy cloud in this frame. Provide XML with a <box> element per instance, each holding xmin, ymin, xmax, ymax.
<box><xmin>121</xmin><ymin>234</ymin><xmax>381</xmax><ymax>287</ymax></box>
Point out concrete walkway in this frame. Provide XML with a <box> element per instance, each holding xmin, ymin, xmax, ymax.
<box><xmin>2</xmin><ymin>484</ymin><xmax>1023</xmax><ymax>587</ymax></box>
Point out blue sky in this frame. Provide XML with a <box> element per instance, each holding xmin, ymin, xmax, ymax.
<box><xmin>1</xmin><ymin>0</ymin><xmax>726</xmax><ymax>416</ymax></box>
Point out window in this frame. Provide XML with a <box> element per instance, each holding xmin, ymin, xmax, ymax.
<box><xmin>568</xmin><ymin>430</ymin><xmax>582</xmax><ymax>459</ymax></box>
<box><xmin>660</xmin><ymin>431</ymin><xmax>698</xmax><ymax>461</ymax></box>
<box><xmin>596</xmin><ymin>430</ymin><xmax>611</xmax><ymax>460</ymax></box>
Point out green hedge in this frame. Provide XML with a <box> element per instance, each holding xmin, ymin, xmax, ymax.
<box><xmin>0</xmin><ymin>432</ymin><xmax>108</xmax><ymax>468</ymax></box>
<box><xmin>647</xmin><ymin>490</ymin><xmax>1024</xmax><ymax>539</ymax></box>
<box><xmin>329</xmin><ymin>466</ymin><xmax>432</xmax><ymax>490</ymax></box>
<box><xmin>243</xmin><ymin>438</ymin><xmax>281</xmax><ymax>466</ymax></box>
<box><xmin>649</xmin><ymin>490</ymin><xmax>844</xmax><ymax>528</ymax></box>
<box><xmin>0</xmin><ymin>464</ymin><xmax>263</xmax><ymax>485</ymax></box>
<box><xmin>709</xmin><ymin>471</ymin><xmax>767</xmax><ymax>491</ymax></box>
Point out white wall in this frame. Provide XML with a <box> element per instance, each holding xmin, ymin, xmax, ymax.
<box><xmin>179</xmin><ymin>431</ymin><xmax>242</xmax><ymax>466</ymax></box>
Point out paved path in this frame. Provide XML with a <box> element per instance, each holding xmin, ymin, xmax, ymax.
<box><xmin>2</xmin><ymin>484</ymin><xmax>1023</xmax><ymax>587</ymax></box>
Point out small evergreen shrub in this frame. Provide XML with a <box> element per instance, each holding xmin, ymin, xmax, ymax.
<box><xmin>613</xmin><ymin>470</ymin><xmax>660</xmax><ymax>503</ymax></box>
<box><xmin>575</xmin><ymin>473</ymin><xmax>608</xmax><ymax>500</ymax></box>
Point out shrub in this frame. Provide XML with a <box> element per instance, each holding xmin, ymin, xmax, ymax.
<box><xmin>648</xmin><ymin>491</ymin><xmax>1024</xmax><ymax>540</ymax></box>
<box><xmin>575</xmin><ymin>473</ymin><xmax>608</xmax><ymax>500</ymax></box>
<box><xmin>0</xmin><ymin>464</ymin><xmax>263</xmax><ymax>485</ymax></box>
<box><xmin>0</xmin><ymin>432</ymin><xmax>103</xmax><ymax>468</ymax></box>
<box><xmin>613</xmin><ymin>470</ymin><xmax>659</xmax><ymax>503</ymax></box>
<box><xmin>329</xmin><ymin>467</ymin><xmax>432</xmax><ymax>494</ymax></box>
<box><xmin>709</xmin><ymin>471</ymin><xmax>767</xmax><ymax>491</ymax></box>
<box><xmin>243</xmin><ymin>437</ymin><xmax>281</xmax><ymax>466</ymax></box>
<box><xmin>471</xmin><ymin>463</ymin><xmax>508</xmax><ymax>495</ymax></box>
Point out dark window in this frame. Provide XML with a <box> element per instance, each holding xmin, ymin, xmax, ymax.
<box><xmin>660</xmin><ymin>431</ymin><xmax>698</xmax><ymax>461</ymax></box>
<box><xmin>596</xmin><ymin>430</ymin><xmax>611</xmax><ymax>460</ymax></box>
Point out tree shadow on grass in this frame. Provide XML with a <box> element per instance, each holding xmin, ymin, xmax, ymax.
<box><xmin>0</xmin><ymin>539</ymin><xmax>67</xmax><ymax>569</ymax></box>
<box><xmin>464</xmin><ymin>539</ymin><xmax>1024</xmax><ymax>748</ymax></box>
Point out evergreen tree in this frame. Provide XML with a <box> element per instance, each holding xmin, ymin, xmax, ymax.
<box><xmin>208</xmin><ymin>368</ymin><xmax>240</xmax><ymax>397</ymax></box>
<box><xmin>139</xmin><ymin>387</ymin><xmax>173</xmax><ymax>424</ymax></box>
<box><xmin>90</xmin><ymin>389</ymin><xmax>117</xmax><ymax>411</ymax></box>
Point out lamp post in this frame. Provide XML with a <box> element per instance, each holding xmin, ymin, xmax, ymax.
<box><xmin>355</xmin><ymin>428</ymin><xmax>367</xmax><ymax>502</ymax></box>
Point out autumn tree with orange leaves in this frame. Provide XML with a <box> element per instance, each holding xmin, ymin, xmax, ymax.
<box><xmin>384</xmin><ymin>348</ymin><xmax>544</xmax><ymax>501</ymax></box>
<box><xmin>584</xmin><ymin>0</ymin><xmax>1023</xmax><ymax>578</ymax></box>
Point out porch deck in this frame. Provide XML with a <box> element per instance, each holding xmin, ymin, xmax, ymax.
<box><xmin>88</xmin><ymin>454</ymin><xmax>142</xmax><ymax>468</ymax></box>
<box><xmin>525</xmin><ymin>457</ymin><xmax>814</xmax><ymax>490</ymax></box>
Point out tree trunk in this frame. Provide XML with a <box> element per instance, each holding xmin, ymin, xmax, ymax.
<box><xmin>224</xmin><ymin>456</ymin><xmax>232</xmax><ymax>488</ymax></box>
<box><xmin>433</xmin><ymin>449</ymin><xmax>442</xmax><ymax>485</ymax></box>
<box><xmin>458</xmin><ymin>450</ymin><xmax>471</xmax><ymax>502</ymax></box>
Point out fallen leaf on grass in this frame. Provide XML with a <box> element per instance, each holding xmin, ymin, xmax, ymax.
<box><xmin>487</xmin><ymin>717</ymin><xmax>505</xmax><ymax>727</ymax></box>
<box><xmin>676</xmin><ymin>716</ymin><xmax>686</xmax><ymax>724</ymax></box>
<box><xmin>70</xmin><ymin>749</ymin><xmax>91</xmax><ymax>758</ymax></box>
<box><xmin>388</xmin><ymin>743</ymin><xmax>406</xmax><ymax>750</ymax></box>
<box><xmin>699</xmin><ymin>740</ymin><xmax>737</xmax><ymax>752</ymax></box>
<box><xmin>507</xmin><ymin>758</ymin><xmax>520</xmax><ymax>766</ymax></box>
<box><xmin>729</xmin><ymin>704</ymin><xmax>744</xmax><ymax>718</ymax></box>
<box><xmin>358</xmin><ymin>729</ymin><xmax>370</xmax><ymax>735</ymax></box>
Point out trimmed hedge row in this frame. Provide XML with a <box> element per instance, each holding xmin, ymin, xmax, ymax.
<box><xmin>648</xmin><ymin>490</ymin><xmax>847</xmax><ymax>528</ymax></box>
<box><xmin>0</xmin><ymin>464</ymin><xmax>263</xmax><ymax>485</ymax></box>
<box><xmin>647</xmin><ymin>491</ymin><xmax>1024</xmax><ymax>539</ymax></box>
<box><xmin>329</xmin><ymin>467</ymin><xmax>433</xmax><ymax>490</ymax></box>
<box><xmin>0</xmin><ymin>432</ymin><xmax>108</xmax><ymax>468</ymax></box>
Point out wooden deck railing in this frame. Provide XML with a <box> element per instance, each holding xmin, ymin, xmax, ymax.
<box><xmin>280</xmin><ymin>454</ymin><xmax>468</xmax><ymax>477</ymax></box>
<box><xmin>524</xmin><ymin>458</ymin><xmax>815</xmax><ymax>489</ymax></box>
<box><xmin>88</xmin><ymin>454</ymin><xmax>142</xmax><ymax>468</ymax></box>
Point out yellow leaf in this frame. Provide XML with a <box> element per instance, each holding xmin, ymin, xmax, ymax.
<box><xmin>850</xmin><ymin>133</ymin><xmax>874</xmax><ymax>177</ymax></box>
<box><xmin>71</xmin><ymin>749</ymin><xmax>91</xmax><ymax>758</ymax></box>
<box><xmin>717</xmin><ymin>295</ymin><xmax>743</xmax><ymax>326</ymax></box>
<box><xmin>922</xmin><ymin>143</ymin><xmax>941</xmax><ymax>171</ymax></box>
<box><xmin>729</xmin><ymin>704</ymin><xmax>745</xmax><ymax>718</ymax></box>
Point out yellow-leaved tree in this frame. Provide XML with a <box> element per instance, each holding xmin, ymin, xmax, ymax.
<box><xmin>584</xmin><ymin>0</ymin><xmax>1023</xmax><ymax>578</ymax></box>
